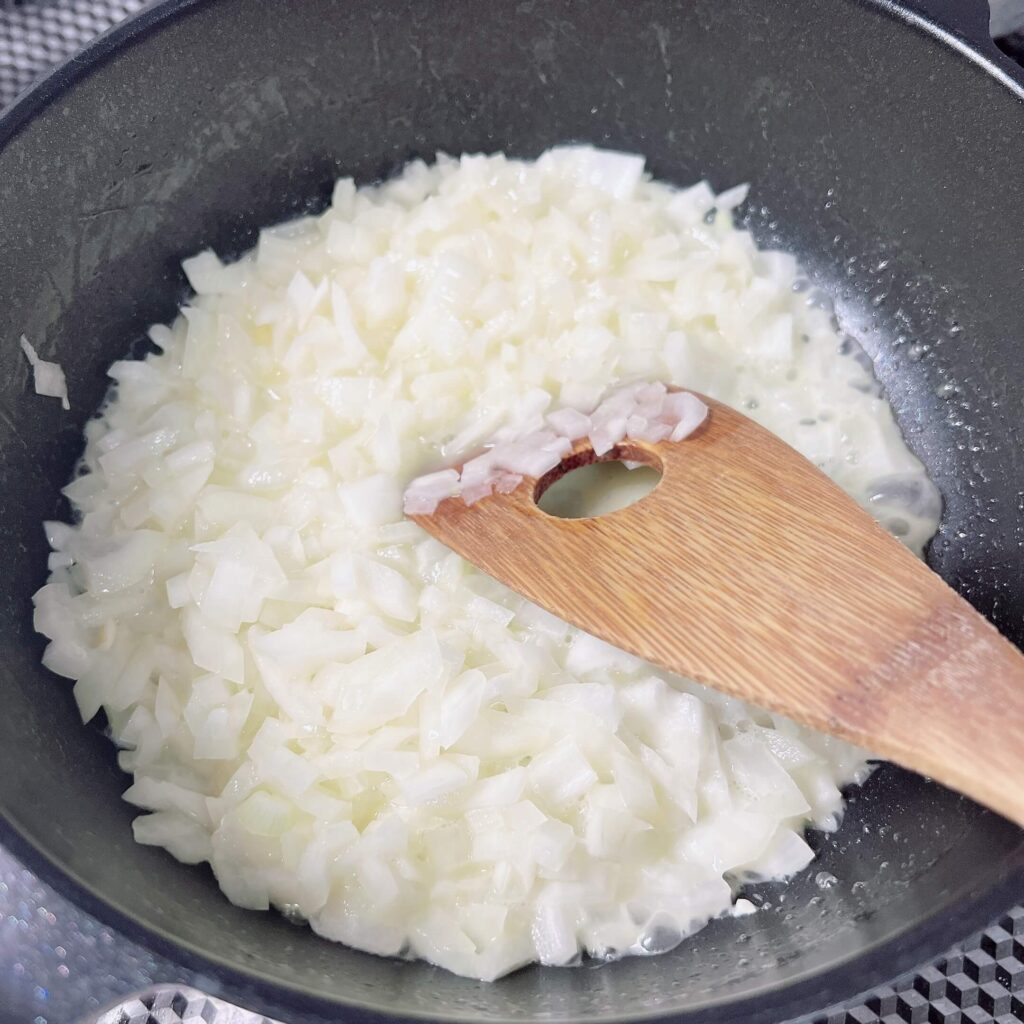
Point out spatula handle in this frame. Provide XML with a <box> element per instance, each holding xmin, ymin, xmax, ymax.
<box><xmin>836</xmin><ymin>594</ymin><xmax>1024</xmax><ymax>826</ymax></box>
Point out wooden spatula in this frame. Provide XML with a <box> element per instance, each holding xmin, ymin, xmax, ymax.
<box><xmin>411</xmin><ymin>394</ymin><xmax>1024</xmax><ymax>826</ymax></box>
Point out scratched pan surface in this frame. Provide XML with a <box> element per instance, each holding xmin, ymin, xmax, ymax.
<box><xmin>0</xmin><ymin>1</ymin><xmax>1022</xmax><ymax>1022</ymax></box>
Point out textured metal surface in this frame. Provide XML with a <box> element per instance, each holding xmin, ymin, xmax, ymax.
<box><xmin>0</xmin><ymin>0</ymin><xmax>146</xmax><ymax>109</ymax></box>
<box><xmin>0</xmin><ymin>847</ymin><xmax>182</xmax><ymax>1024</ymax></box>
<box><xmin>809</xmin><ymin>909</ymin><xmax>1024</xmax><ymax>1024</ymax></box>
<box><xmin>0</xmin><ymin>2</ymin><xmax>1022</xmax><ymax>1024</ymax></box>
<box><xmin>89</xmin><ymin>986</ymin><xmax>284</xmax><ymax>1024</ymax></box>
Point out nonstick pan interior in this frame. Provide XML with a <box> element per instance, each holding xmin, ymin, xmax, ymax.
<box><xmin>0</xmin><ymin>1</ymin><xmax>1022</xmax><ymax>1021</ymax></box>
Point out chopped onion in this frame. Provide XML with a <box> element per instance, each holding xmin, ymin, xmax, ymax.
<box><xmin>20</xmin><ymin>336</ymin><xmax>70</xmax><ymax>410</ymax></box>
<box><xmin>404</xmin><ymin>384</ymin><xmax>709</xmax><ymax>515</ymax></box>
<box><xmin>714</xmin><ymin>182</ymin><xmax>750</xmax><ymax>212</ymax></box>
<box><xmin>32</xmin><ymin>145</ymin><xmax>938</xmax><ymax>982</ymax></box>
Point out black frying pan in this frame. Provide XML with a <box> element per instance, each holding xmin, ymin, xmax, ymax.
<box><xmin>1</xmin><ymin>1</ymin><xmax>1022</xmax><ymax>1022</ymax></box>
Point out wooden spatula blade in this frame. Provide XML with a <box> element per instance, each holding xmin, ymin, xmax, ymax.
<box><xmin>412</xmin><ymin>397</ymin><xmax>1024</xmax><ymax>825</ymax></box>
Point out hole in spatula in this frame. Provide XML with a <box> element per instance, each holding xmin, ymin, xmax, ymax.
<box><xmin>537</xmin><ymin>456</ymin><xmax>662</xmax><ymax>520</ymax></box>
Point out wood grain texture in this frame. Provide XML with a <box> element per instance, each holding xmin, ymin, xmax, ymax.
<box><xmin>413</xmin><ymin>396</ymin><xmax>1024</xmax><ymax>826</ymax></box>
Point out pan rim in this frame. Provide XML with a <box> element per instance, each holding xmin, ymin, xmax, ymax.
<box><xmin>1</xmin><ymin>805</ymin><xmax>1021</xmax><ymax>1024</ymax></box>
<box><xmin>1</xmin><ymin>0</ymin><xmax>1023</xmax><ymax>152</ymax></box>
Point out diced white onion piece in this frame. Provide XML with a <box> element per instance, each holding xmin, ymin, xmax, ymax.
<box><xmin>668</xmin><ymin>392</ymin><xmax>710</xmax><ymax>441</ymax></box>
<box><xmin>714</xmin><ymin>182</ymin><xmax>750</xmax><ymax>211</ymax></box>
<box><xmin>545</xmin><ymin>407</ymin><xmax>591</xmax><ymax>439</ymax></box>
<box><xmin>20</xmin><ymin>336</ymin><xmax>70</xmax><ymax>410</ymax></box>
